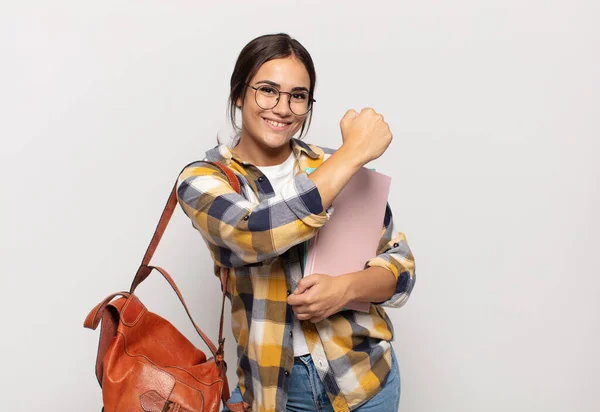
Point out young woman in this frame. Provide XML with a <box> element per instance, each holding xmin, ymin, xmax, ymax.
<box><xmin>177</xmin><ymin>33</ymin><xmax>416</xmax><ymax>412</ymax></box>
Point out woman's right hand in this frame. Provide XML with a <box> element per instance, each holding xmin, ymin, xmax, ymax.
<box><xmin>339</xmin><ymin>108</ymin><xmax>393</xmax><ymax>165</ymax></box>
<box><xmin>306</xmin><ymin>108</ymin><xmax>392</xmax><ymax>210</ymax></box>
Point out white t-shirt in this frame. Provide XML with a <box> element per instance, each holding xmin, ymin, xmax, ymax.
<box><xmin>256</xmin><ymin>152</ymin><xmax>310</xmax><ymax>356</ymax></box>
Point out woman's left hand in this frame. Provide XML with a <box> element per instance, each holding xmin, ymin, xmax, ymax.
<box><xmin>287</xmin><ymin>274</ymin><xmax>351</xmax><ymax>323</ymax></box>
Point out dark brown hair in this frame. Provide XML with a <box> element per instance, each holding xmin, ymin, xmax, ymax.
<box><xmin>226</xmin><ymin>33</ymin><xmax>316</xmax><ymax>145</ymax></box>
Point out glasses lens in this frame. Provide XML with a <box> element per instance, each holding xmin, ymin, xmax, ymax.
<box><xmin>255</xmin><ymin>85</ymin><xmax>279</xmax><ymax>110</ymax></box>
<box><xmin>290</xmin><ymin>92</ymin><xmax>311</xmax><ymax>115</ymax></box>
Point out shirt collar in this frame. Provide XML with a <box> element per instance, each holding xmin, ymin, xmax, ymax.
<box><xmin>206</xmin><ymin>138</ymin><xmax>320</xmax><ymax>164</ymax></box>
<box><xmin>290</xmin><ymin>138</ymin><xmax>320</xmax><ymax>159</ymax></box>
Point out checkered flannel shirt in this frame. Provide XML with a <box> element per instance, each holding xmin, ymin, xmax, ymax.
<box><xmin>176</xmin><ymin>138</ymin><xmax>416</xmax><ymax>411</ymax></box>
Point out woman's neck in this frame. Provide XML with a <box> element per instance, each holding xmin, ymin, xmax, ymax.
<box><xmin>232</xmin><ymin>136</ymin><xmax>293</xmax><ymax>166</ymax></box>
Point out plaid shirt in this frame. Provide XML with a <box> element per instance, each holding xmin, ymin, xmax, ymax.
<box><xmin>177</xmin><ymin>139</ymin><xmax>416</xmax><ymax>411</ymax></box>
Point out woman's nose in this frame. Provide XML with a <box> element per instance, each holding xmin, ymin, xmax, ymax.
<box><xmin>271</xmin><ymin>95</ymin><xmax>292</xmax><ymax>117</ymax></box>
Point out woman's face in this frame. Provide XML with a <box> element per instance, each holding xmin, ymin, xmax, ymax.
<box><xmin>237</xmin><ymin>56</ymin><xmax>310</xmax><ymax>151</ymax></box>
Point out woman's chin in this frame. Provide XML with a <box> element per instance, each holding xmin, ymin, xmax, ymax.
<box><xmin>261</xmin><ymin>134</ymin><xmax>292</xmax><ymax>150</ymax></box>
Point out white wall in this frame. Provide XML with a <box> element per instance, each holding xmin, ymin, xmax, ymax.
<box><xmin>2</xmin><ymin>1</ymin><xmax>598</xmax><ymax>411</ymax></box>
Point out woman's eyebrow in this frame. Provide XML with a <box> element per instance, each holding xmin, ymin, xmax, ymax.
<box><xmin>255</xmin><ymin>80</ymin><xmax>309</xmax><ymax>92</ymax></box>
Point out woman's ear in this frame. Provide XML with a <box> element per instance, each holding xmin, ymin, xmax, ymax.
<box><xmin>236</xmin><ymin>97</ymin><xmax>242</xmax><ymax>108</ymax></box>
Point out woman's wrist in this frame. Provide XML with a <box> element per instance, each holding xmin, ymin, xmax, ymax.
<box><xmin>333</xmin><ymin>275</ymin><xmax>354</xmax><ymax>306</ymax></box>
<box><xmin>308</xmin><ymin>146</ymin><xmax>363</xmax><ymax>209</ymax></box>
<box><xmin>340</xmin><ymin>267</ymin><xmax>396</xmax><ymax>304</ymax></box>
<box><xmin>335</xmin><ymin>143</ymin><xmax>368</xmax><ymax>170</ymax></box>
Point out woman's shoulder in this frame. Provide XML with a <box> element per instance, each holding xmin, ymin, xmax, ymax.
<box><xmin>178</xmin><ymin>144</ymin><xmax>233</xmax><ymax>178</ymax></box>
<box><xmin>176</xmin><ymin>162</ymin><xmax>235</xmax><ymax>194</ymax></box>
<box><xmin>178</xmin><ymin>160</ymin><xmax>224</xmax><ymax>179</ymax></box>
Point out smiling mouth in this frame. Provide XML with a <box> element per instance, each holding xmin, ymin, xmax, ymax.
<box><xmin>262</xmin><ymin>117</ymin><xmax>291</xmax><ymax>128</ymax></box>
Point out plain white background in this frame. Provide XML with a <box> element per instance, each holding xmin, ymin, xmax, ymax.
<box><xmin>2</xmin><ymin>1</ymin><xmax>599</xmax><ymax>411</ymax></box>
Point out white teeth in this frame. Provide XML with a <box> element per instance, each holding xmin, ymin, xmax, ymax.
<box><xmin>264</xmin><ymin>119</ymin><xmax>287</xmax><ymax>128</ymax></box>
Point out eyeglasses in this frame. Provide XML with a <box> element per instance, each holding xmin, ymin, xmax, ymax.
<box><xmin>246</xmin><ymin>83</ymin><xmax>315</xmax><ymax>116</ymax></box>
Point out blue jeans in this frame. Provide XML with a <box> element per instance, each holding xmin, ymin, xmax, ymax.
<box><xmin>223</xmin><ymin>347</ymin><xmax>400</xmax><ymax>411</ymax></box>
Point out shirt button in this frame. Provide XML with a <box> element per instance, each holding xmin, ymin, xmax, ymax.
<box><xmin>284</xmin><ymin>370</ymin><xmax>290</xmax><ymax>376</ymax></box>
<box><xmin>393</xmin><ymin>242</ymin><xmax>399</xmax><ymax>248</ymax></box>
<box><xmin>289</xmin><ymin>330</ymin><xmax>293</xmax><ymax>336</ymax></box>
<box><xmin>258</xmin><ymin>176</ymin><xmax>264</xmax><ymax>182</ymax></box>
<box><xmin>243</xmin><ymin>215</ymin><xmax>249</xmax><ymax>221</ymax></box>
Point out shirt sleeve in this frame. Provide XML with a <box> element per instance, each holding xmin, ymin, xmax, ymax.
<box><xmin>176</xmin><ymin>161</ymin><xmax>331</xmax><ymax>267</ymax></box>
<box><xmin>365</xmin><ymin>203</ymin><xmax>416</xmax><ymax>308</ymax></box>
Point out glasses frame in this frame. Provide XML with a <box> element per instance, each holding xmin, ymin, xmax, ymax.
<box><xmin>246</xmin><ymin>83</ymin><xmax>316</xmax><ymax>116</ymax></box>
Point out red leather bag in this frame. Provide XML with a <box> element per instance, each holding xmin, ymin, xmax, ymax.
<box><xmin>84</xmin><ymin>162</ymin><xmax>249</xmax><ymax>412</ymax></box>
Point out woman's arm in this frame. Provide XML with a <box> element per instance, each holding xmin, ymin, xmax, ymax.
<box><xmin>177</xmin><ymin>162</ymin><xmax>328</xmax><ymax>267</ymax></box>
<box><xmin>340</xmin><ymin>266</ymin><xmax>397</xmax><ymax>304</ymax></box>
<box><xmin>287</xmin><ymin>203</ymin><xmax>416</xmax><ymax>322</ymax></box>
<box><xmin>362</xmin><ymin>204</ymin><xmax>416</xmax><ymax>308</ymax></box>
<box><xmin>177</xmin><ymin>108</ymin><xmax>393</xmax><ymax>267</ymax></box>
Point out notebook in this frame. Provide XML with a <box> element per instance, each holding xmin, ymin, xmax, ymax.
<box><xmin>303</xmin><ymin>166</ymin><xmax>392</xmax><ymax>312</ymax></box>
